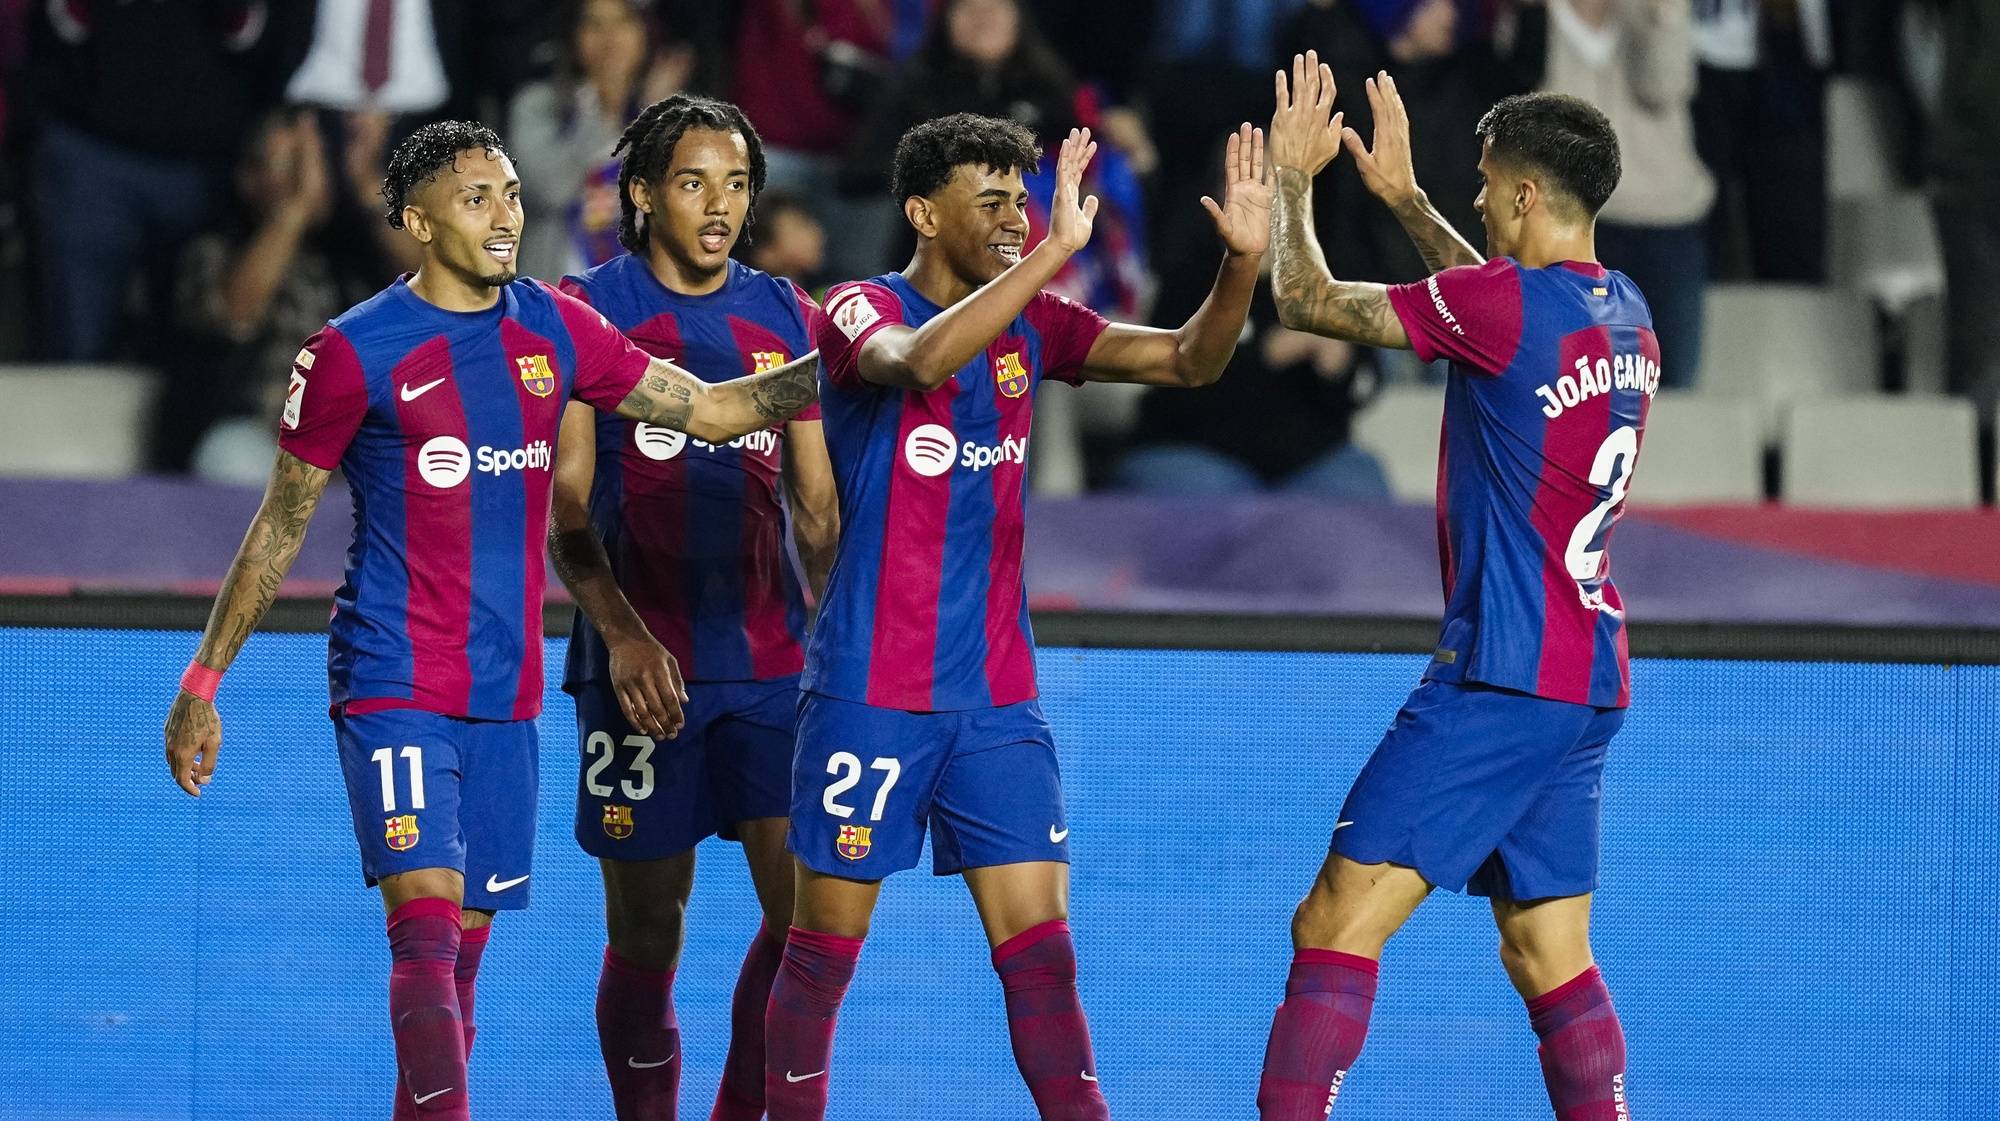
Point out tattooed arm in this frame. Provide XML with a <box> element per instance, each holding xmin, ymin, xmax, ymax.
<box><xmin>612</xmin><ymin>349</ymin><xmax>820</xmax><ymax>444</ymax></box>
<box><xmin>165</xmin><ymin>449</ymin><xmax>333</xmax><ymax>796</ymax></box>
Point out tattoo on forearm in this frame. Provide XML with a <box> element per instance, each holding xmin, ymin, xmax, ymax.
<box><xmin>196</xmin><ymin>453</ymin><xmax>326</xmax><ymax>669</ymax></box>
<box><xmin>749</xmin><ymin>354</ymin><xmax>818</xmax><ymax>422</ymax></box>
<box><xmin>1394</xmin><ymin>198</ymin><xmax>1483</xmax><ymax>274</ymax></box>
<box><xmin>1272</xmin><ymin>168</ymin><xmax>1403</xmax><ymax>346</ymax></box>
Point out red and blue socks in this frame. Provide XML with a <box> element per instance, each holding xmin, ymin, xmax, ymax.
<box><xmin>387</xmin><ymin>898</ymin><xmax>470</xmax><ymax>1119</ymax></box>
<box><xmin>1527</xmin><ymin>965</ymin><xmax>1631</xmax><ymax>1120</ymax></box>
<box><xmin>762</xmin><ymin>926</ymin><xmax>863</xmax><ymax>1121</ymax></box>
<box><xmin>711</xmin><ymin>922</ymin><xmax>786</xmax><ymax>1121</ymax></box>
<box><xmin>596</xmin><ymin>948</ymin><xmax>682</xmax><ymax>1120</ymax></box>
<box><xmin>992</xmin><ymin>919</ymin><xmax>1110</xmax><ymax>1121</ymax></box>
<box><xmin>1255</xmin><ymin>949</ymin><xmax>1379</xmax><ymax>1120</ymax></box>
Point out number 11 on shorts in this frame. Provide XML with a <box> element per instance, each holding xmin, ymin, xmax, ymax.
<box><xmin>370</xmin><ymin>745</ymin><xmax>426</xmax><ymax>812</ymax></box>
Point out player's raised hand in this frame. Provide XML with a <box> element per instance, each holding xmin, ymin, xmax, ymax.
<box><xmin>1344</xmin><ymin>71</ymin><xmax>1421</xmax><ymax>209</ymax></box>
<box><xmin>609</xmin><ymin>632</ymin><xmax>688</xmax><ymax>741</ymax></box>
<box><xmin>164</xmin><ymin>692</ymin><xmax>222</xmax><ymax>797</ymax></box>
<box><xmin>1269</xmin><ymin>51</ymin><xmax>1345</xmax><ymax>177</ymax></box>
<box><xmin>1202</xmin><ymin>123</ymin><xmax>1272</xmax><ymax>257</ymax></box>
<box><xmin>1044</xmin><ymin>127</ymin><xmax>1100</xmax><ymax>255</ymax></box>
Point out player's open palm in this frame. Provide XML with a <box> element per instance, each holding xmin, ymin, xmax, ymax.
<box><xmin>609</xmin><ymin>632</ymin><xmax>688</xmax><ymax>741</ymax></box>
<box><xmin>1203</xmin><ymin>123</ymin><xmax>1271</xmax><ymax>257</ymax></box>
<box><xmin>164</xmin><ymin>692</ymin><xmax>221</xmax><ymax>797</ymax></box>
<box><xmin>1345</xmin><ymin>71</ymin><xmax>1420</xmax><ymax>210</ymax></box>
<box><xmin>1269</xmin><ymin>51</ymin><xmax>1345</xmax><ymax>177</ymax></box>
<box><xmin>1045</xmin><ymin>127</ymin><xmax>1100</xmax><ymax>255</ymax></box>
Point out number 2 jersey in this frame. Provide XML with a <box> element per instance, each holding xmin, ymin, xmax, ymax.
<box><xmin>1384</xmin><ymin>257</ymin><xmax>1659</xmax><ymax>708</ymax></box>
<box><xmin>558</xmin><ymin>255</ymin><xmax>823</xmax><ymax>686</ymax></box>
<box><xmin>277</xmin><ymin>276</ymin><xmax>653</xmax><ymax>720</ymax></box>
<box><xmin>805</xmin><ymin>273</ymin><xmax>1108</xmax><ymax>712</ymax></box>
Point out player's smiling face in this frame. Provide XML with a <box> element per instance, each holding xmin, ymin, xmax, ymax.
<box><xmin>926</xmin><ymin>163</ymin><xmax>1030</xmax><ymax>286</ymax></box>
<box><xmin>408</xmin><ymin>147</ymin><xmax>523</xmax><ymax>288</ymax></box>
<box><xmin>641</xmin><ymin>127</ymin><xmax>753</xmax><ymax>285</ymax></box>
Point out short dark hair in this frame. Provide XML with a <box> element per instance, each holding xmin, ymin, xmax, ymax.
<box><xmin>890</xmin><ymin>113</ymin><xmax>1041</xmax><ymax>202</ymax></box>
<box><xmin>612</xmin><ymin>94</ymin><xmax>768</xmax><ymax>254</ymax></box>
<box><xmin>1474</xmin><ymin>93</ymin><xmax>1621</xmax><ymax>218</ymax></box>
<box><xmin>381</xmin><ymin>120</ymin><xmax>511</xmax><ymax>229</ymax></box>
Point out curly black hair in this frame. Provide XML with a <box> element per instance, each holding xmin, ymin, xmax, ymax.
<box><xmin>890</xmin><ymin>113</ymin><xmax>1041</xmax><ymax>202</ymax></box>
<box><xmin>612</xmin><ymin>94</ymin><xmax>768</xmax><ymax>255</ymax></box>
<box><xmin>1475</xmin><ymin>93</ymin><xmax>1622</xmax><ymax>218</ymax></box>
<box><xmin>380</xmin><ymin>120</ymin><xmax>511</xmax><ymax>229</ymax></box>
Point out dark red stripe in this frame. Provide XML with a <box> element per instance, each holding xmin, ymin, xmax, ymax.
<box><xmin>866</xmin><ymin>382</ymin><xmax>961</xmax><ymax>709</ymax></box>
<box><xmin>391</xmin><ymin>338</ymin><xmax>473</xmax><ymax>714</ymax></box>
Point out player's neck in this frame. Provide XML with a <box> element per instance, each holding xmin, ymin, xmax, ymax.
<box><xmin>1512</xmin><ymin>225</ymin><xmax>1597</xmax><ymax>271</ymax></box>
<box><xmin>901</xmin><ymin>251</ymin><xmax>978</xmax><ymax>308</ymax></box>
<box><xmin>646</xmin><ymin>244</ymin><xmax>730</xmax><ymax>297</ymax></box>
<box><xmin>407</xmin><ymin>265</ymin><xmax>503</xmax><ymax>313</ymax></box>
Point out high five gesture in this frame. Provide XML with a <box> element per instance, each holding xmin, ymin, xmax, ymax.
<box><xmin>1202</xmin><ymin>123</ymin><xmax>1273</xmax><ymax>258</ymax></box>
<box><xmin>1044</xmin><ymin>127</ymin><xmax>1101</xmax><ymax>254</ymax></box>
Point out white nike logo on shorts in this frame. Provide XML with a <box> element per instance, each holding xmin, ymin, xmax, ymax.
<box><xmin>1334</xmin><ymin>821</ymin><xmax>1354</xmax><ymax>831</ymax></box>
<box><xmin>400</xmin><ymin>377</ymin><xmax>446</xmax><ymax>402</ymax></box>
<box><xmin>1081</xmin><ymin>1072</ymin><xmax>1098</xmax><ymax>1082</ymax></box>
<box><xmin>413</xmin><ymin>1088</ymin><xmax>454</xmax><ymax>1104</ymax></box>
<box><xmin>785</xmin><ymin>1070</ymin><xmax>825</xmax><ymax>1083</ymax></box>
<box><xmin>628</xmin><ymin>1053</ymin><xmax>674</xmax><ymax>1069</ymax></box>
<box><xmin>485</xmin><ymin>873</ymin><xmax>530</xmax><ymax>892</ymax></box>
<box><xmin>1049</xmin><ymin>825</ymin><xmax>1069</xmax><ymax>843</ymax></box>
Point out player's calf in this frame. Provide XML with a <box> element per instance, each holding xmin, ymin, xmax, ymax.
<box><xmin>387</xmin><ymin>897</ymin><xmax>470</xmax><ymax>1119</ymax></box>
<box><xmin>596</xmin><ymin>855</ymin><xmax>695</xmax><ymax>1121</ymax></box>
<box><xmin>992</xmin><ymin>919</ymin><xmax>1109</xmax><ymax>1121</ymax></box>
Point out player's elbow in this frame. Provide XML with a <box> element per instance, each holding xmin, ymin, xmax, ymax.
<box><xmin>1272</xmin><ymin>290</ymin><xmax>1313</xmax><ymax>333</ymax></box>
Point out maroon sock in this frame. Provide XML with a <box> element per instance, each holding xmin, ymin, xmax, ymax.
<box><xmin>763</xmin><ymin>926</ymin><xmax>862</xmax><ymax>1121</ymax></box>
<box><xmin>1255</xmin><ymin>949</ymin><xmax>1379</xmax><ymax>1120</ymax></box>
<box><xmin>1527</xmin><ymin>966</ymin><xmax>1631</xmax><ymax>1121</ymax></box>
<box><xmin>597</xmin><ymin>948</ymin><xmax>682</xmax><ymax>1121</ymax></box>
<box><xmin>387</xmin><ymin>898</ymin><xmax>469</xmax><ymax>1120</ymax></box>
<box><xmin>991</xmin><ymin>920</ymin><xmax>1110</xmax><ymax>1121</ymax></box>
<box><xmin>455</xmin><ymin>924</ymin><xmax>491</xmax><ymax>1058</ymax></box>
<box><xmin>711</xmin><ymin>922</ymin><xmax>785</xmax><ymax>1121</ymax></box>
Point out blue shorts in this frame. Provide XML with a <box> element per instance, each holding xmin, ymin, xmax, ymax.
<box><xmin>571</xmin><ymin>676</ymin><xmax>799</xmax><ymax>861</ymax></box>
<box><xmin>333</xmin><ymin>708</ymin><xmax>539</xmax><ymax>911</ymax></box>
<box><xmin>1332</xmin><ymin>679</ymin><xmax>1626</xmax><ymax>901</ymax></box>
<box><xmin>788</xmin><ymin>693</ymin><xmax>1069</xmax><ymax>879</ymax></box>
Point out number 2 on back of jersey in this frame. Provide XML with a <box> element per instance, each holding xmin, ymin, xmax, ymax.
<box><xmin>1565</xmin><ymin>425</ymin><xmax>1638</xmax><ymax>582</ymax></box>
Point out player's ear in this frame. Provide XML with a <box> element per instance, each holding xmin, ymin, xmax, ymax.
<box><xmin>402</xmin><ymin>205</ymin><xmax>431</xmax><ymax>244</ymax></box>
<box><xmin>903</xmin><ymin>195</ymin><xmax>937</xmax><ymax>240</ymax></box>
<box><xmin>628</xmin><ymin>175</ymin><xmax>655</xmax><ymax>219</ymax></box>
<box><xmin>1514</xmin><ymin>177</ymin><xmax>1536</xmax><ymax>219</ymax></box>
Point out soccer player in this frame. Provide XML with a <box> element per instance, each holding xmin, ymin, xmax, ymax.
<box><xmin>1253</xmin><ymin>55</ymin><xmax>1653</xmax><ymax>1120</ymax></box>
<box><xmin>547</xmin><ymin>94</ymin><xmax>839</xmax><ymax>1121</ymax></box>
<box><xmin>159</xmin><ymin>120</ymin><xmax>819</xmax><ymax>1121</ymax></box>
<box><xmin>762</xmin><ymin>114</ymin><xmax>1270</xmax><ymax>1121</ymax></box>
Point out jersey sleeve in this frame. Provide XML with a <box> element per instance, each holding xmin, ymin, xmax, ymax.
<box><xmin>275</xmin><ymin>326</ymin><xmax>367</xmax><ymax>470</ymax></box>
<box><xmin>557</xmin><ymin>275</ymin><xmax>594</xmax><ymax>306</ymax></box>
<box><xmin>551</xmin><ymin>282</ymin><xmax>652</xmax><ymax>411</ymax></box>
<box><xmin>787</xmin><ymin>280</ymin><xmax>825</xmax><ymax>421</ymax></box>
<box><xmin>817</xmin><ymin>281</ymin><xmax>908</xmax><ymax>391</ymax></box>
<box><xmin>1030</xmin><ymin>291</ymin><xmax>1112</xmax><ymax>386</ymax></box>
<box><xmin>1385</xmin><ymin>258</ymin><xmax>1525</xmax><ymax>375</ymax></box>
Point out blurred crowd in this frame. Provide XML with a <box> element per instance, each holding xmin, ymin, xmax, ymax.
<box><xmin>0</xmin><ymin>0</ymin><xmax>1989</xmax><ymax>494</ymax></box>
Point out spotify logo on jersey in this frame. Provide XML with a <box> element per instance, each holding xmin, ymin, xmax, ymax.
<box><xmin>417</xmin><ymin>435</ymin><xmax>472</xmax><ymax>488</ymax></box>
<box><xmin>634</xmin><ymin>424</ymin><xmax>688</xmax><ymax>461</ymax></box>
<box><xmin>903</xmin><ymin>424</ymin><xmax>959</xmax><ymax>477</ymax></box>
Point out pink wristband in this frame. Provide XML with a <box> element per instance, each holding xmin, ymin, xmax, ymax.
<box><xmin>180</xmin><ymin>662</ymin><xmax>223</xmax><ymax>702</ymax></box>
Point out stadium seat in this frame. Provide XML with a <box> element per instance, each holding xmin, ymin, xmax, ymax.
<box><xmin>0</xmin><ymin>364</ymin><xmax>160</xmax><ymax>478</ymax></box>
<box><xmin>1628</xmin><ymin>393</ymin><xmax>1763</xmax><ymax>505</ymax></box>
<box><xmin>1901</xmin><ymin>292</ymin><xmax>1947</xmax><ymax>396</ymax></box>
<box><xmin>1698</xmin><ymin>284</ymin><xmax>1878</xmax><ymax>438</ymax></box>
<box><xmin>1781</xmin><ymin>395</ymin><xmax>1979</xmax><ymax>508</ymax></box>
<box><xmin>1351</xmin><ymin>384</ymin><xmax>1444</xmax><ymax>503</ymax></box>
<box><xmin>1830</xmin><ymin>190</ymin><xmax>1944</xmax><ymax>314</ymax></box>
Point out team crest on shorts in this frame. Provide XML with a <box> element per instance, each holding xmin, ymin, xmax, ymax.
<box><xmin>836</xmin><ymin>824</ymin><xmax>872</xmax><ymax>861</ymax></box>
<box><xmin>751</xmin><ymin>350</ymin><xmax>787</xmax><ymax>373</ymax></box>
<box><xmin>516</xmin><ymin>354</ymin><xmax>557</xmax><ymax>397</ymax></box>
<box><xmin>385</xmin><ymin>814</ymin><xmax>420</xmax><ymax>852</ymax></box>
<box><xmin>602</xmin><ymin>804</ymin><xmax>635</xmax><ymax>840</ymax></box>
<box><xmin>995</xmin><ymin>351</ymin><xmax>1030</xmax><ymax>398</ymax></box>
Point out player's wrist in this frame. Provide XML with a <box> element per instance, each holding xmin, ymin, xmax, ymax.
<box><xmin>179</xmin><ymin>661</ymin><xmax>223</xmax><ymax>703</ymax></box>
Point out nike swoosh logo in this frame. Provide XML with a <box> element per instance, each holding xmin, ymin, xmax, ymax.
<box><xmin>400</xmin><ymin>377</ymin><xmax>446</xmax><ymax>402</ymax></box>
<box><xmin>413</xmin><ymin>1088</ymin><xmax>454</xmax><ymax>1104</ymax></box>
<box><xmin>627</xmin><ymin>1054</ymin><xmax>674</xmax><ymax>1069</ymax></box>
<box><xmin>1334</xmin><ymin>821</ymin><xmax>1354</xmax><ymax>831</ymax></box>
<box><xmin>1049</xmin><ymin>826</ymin><xmax>1069</xmax><ymax>843</ymax></box>
<box><xmin>1081</xmin><ymin>1072</ymin><xmax>1098</xmax><ymax>1082</ymax></box>
<box><xmin>485</xmin><ymin>873</ymin><xmax>530</xmax><ymax>892</ymax></box>
<box><xmin>785</xmin><ymin>1070</ymin><xmax>825</xmax><ymax>1083</ymax></box>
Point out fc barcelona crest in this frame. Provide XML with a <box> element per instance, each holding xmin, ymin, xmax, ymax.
<box><xmin>516</xmin><ymin>353</ymin><xmax>557</xmax><ymax>397</ymax></box>
<box><xmin>385</xmin><ymin>814</ymin><xmax>420</xmax><ymax>852</ymax></box>
<box><xmin>836</xmin><ymin>824</ymin><xmax>872</xmax><ymax>861</ymax></box>
<box><xmin>603</xmin><ymin>804</ymin><xmax>635</xmax><ymax>840</ymax></box>
<box><xmin>751</xmin><ymin>350</ymin><xmax>787</xmax><ymax>373</ymax></box>
<box><xmin>995</xmin><ymin>351</ymin><xmax>1030</xmax><ymax>398</ymax></box>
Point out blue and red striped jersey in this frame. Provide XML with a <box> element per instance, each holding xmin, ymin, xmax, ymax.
<box><xmin>805</xmin><ymin>274</ymin><xmax>1108</xmax><ymax>712</ymax></box>
<box><xmin>278</xmin><ymin>276</ymin><xmax>651</xmax><ymax>720</ymax></box>
<box><xmin>1387</xmin><ymin>257</ymin><xmax>1659</xmax><ymax>708</ymax></box>
<box><xmin>558</xmin><ymin>255</ymin><xmax>824</xmax><ymax>685</ymax></box>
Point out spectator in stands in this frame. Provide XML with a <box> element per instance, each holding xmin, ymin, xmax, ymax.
<box><xmin>509</xmin><ymin>0</ymin><xmax>693</xmax><ymax>282</ymax></box>
<box><xmin>1692</xmin><ymin>0</ymin><xmax>1833</xmax><ymax>282</ymax></box>
<box><xmin>24</xmin><ymin>0</ymin><xmax>298</xmax><ymax>361</ymax></box>
<box><xmin>1114</xmin><ymin>276</ymin><xmax>1390</xmax><ymax>499</ymax></box>
<box><xmin>1541</xmin><ymin>0</ymin><xmax>1712</xmax><ymax>387</ymax></box>
<box><xmin>1920</xmin><ymin>0</ymin><xmax>2000</xmax><ymax>446</ymax></box>
<box><xmin>738</xmin><ymin>190</ymin><xmax>828</xmax><ymax>290</ymax></box>
<box><xmin>162</xmin><ymin>110</ymin><xmax>383</xmax><ymax>480</ymax></box>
